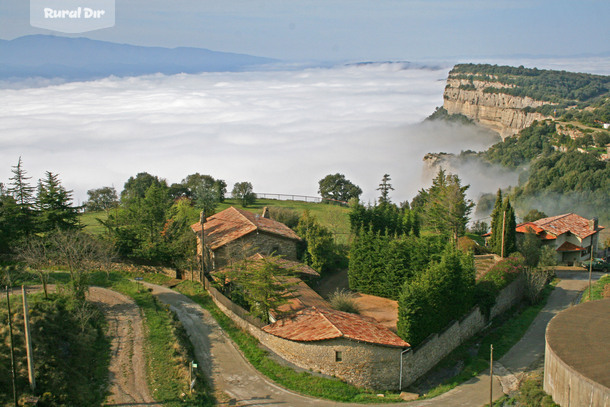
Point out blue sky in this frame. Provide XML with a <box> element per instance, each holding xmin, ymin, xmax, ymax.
<box><xmin>1</xmin><ymin>0</ymin><xmax>609</xmax><ymax>61</ymax></box>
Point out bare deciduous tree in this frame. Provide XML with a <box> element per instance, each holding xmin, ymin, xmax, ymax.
<box><xmin>18</xmin><ymin>230</ymin><xmax>113</xmax><ymax>301</ymax></box>
<box><xmin>17</xmin><ymin>238</ymin><xmax>52</xmax><ymax>298</ymax></box>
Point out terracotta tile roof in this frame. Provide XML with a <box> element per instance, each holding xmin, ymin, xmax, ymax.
<box><xmin>527</xmin><ymin>213</ymin><xmax>604</xmax><ymax>240</ymax></box>
<box><xmin>556</xmin><ymin>241</ymin><xmax>586</xmax><ymax>252</ymax></box>
<box><xmin>212</xmin><ymin>253</ymin><xmax>319</xmax><ymax>279</ymax></box>
<box><xmin>515</xmin><ymin>222</ymin><xmax>556</xmax><ymax>240</ymax></box>
<box><xmin>190</xmin><ymin>206</ymin><xmax>301</xmax><ymax>250</ymax></box>
<box><xmin>263</xmin><ymin>306</ymin><xmax>410</xmax><ymax>348</ymax></box>
<box><xmin>248</xmin><ymin>253</ymin><xmax>320</xmax><ymax>278</ymax></box>
<box><xmin>274</xmin><ymin>277</ymin><xmax>330</xmax><ymax>316</ymax></box>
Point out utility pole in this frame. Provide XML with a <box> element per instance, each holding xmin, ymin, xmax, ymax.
<box><xmin>22</xmin><ymin>286</ymin><xmax>36</xmax><ymax>392</ymax></box>
<box><xmin>588</xmin><ymin>233</ymin><xmax>598</xmax><ymax>300</ymax></box>
<box><xmin>199</xmin><ymin>211</ymin><xmax>206</xmax><ymax>284</ymax></box>
<box><xmin>6</xmin><ymin>287</ymin><xmax>18</xmax><ymax>407</ymax></box>
<box><xmin>490</xmin><ymin>344</ymin><xmax>494</xmax><ymax>407</ymax></box>
<box><xmin>500</xmin><ymin>211</ymin><xmax>506</xmax><ymax>258</ymax></box>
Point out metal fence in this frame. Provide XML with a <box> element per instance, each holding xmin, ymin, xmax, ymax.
<box><xmin>255</xmin><ymin>192</ymin><xmax>348</xmax><ymax>206</ymax></box>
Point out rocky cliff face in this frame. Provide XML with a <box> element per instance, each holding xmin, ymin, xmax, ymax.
<box><xmin>443</xmin><ymin>76</ymin><xmax>550</xmax><ymax>139</ymax></box>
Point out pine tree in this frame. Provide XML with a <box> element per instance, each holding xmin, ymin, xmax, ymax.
<box><xmin>488</xmin><ymin>191</ymin><xmax>517</xmax><ymax>257</ymax></box>
<box><xmin>377</xmin><ymin>174</ymin><xmax>394</xmax><ymax>204</ymax></box>
<box><xmin>37</xmin><ymin>171</ymin><xmax>79</xmax><ymax>232</ymax></box>
<box><xmin>423</xmin><ymin>169</ymin><xmax>474</xmax><ymax>243</ymax></box>
<box><xmin>7</xmin><ymin>157</ymin><xmax>36</xmax><ymax>236</ymax></box>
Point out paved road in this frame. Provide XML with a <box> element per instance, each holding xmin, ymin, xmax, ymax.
<box><xmin>145</xmin><ymin>271</ymin><xmax>604</xmax><ymax>407</ymax></box>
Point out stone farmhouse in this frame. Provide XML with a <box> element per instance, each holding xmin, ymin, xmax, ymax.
<box><xmin>190</xmin><ymin>206</ymin><xmax>302</xmax><ymax>270</ymax></box>
<box><xmin>194</xmin><ymin>207</ymin><xmax>412</xmax><ymax>389</ymax></box>
<box><xmin>516</xmin><ymin>213</ymin><xmax>604</xmax><ymax>265</ymax></box>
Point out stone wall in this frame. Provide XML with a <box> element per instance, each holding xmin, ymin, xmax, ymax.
<box><xmin>207</xmin><ymin>279</ymin><xmax>403</xmax><ymax>389</ymax></box>
<box><xmin>399</xmin><ymin>276</ymin><xmax>525</xmax><ymax>388</ymax></box>
<box><xmin>490</xmin><ymin>275</ymin><xmax>526</xmax><ymax>319</ymax></box>
<box><xmin>206</xmin><ymin>272</ymin><xmax>526</xmax><ymax>390</ymax></box>
<box><xmin>399</xmin><ymin>306</ymin><xmax>486</xmax><ymax>387</ymax></box>
<box><xmin>212</xmin><ymin>231</ymin><xmax>298</xmax><ymax>269</ymax></box>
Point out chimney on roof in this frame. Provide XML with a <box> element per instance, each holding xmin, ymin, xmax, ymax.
<box><xmin>589</xmin><ymin>217</ymin><xmax>598</xmax><ymax>231</ymax></box>
<box><xmin>262</xmin><ymin>207</ymin><xmax>270</xmax><ymax>219</ymax></box>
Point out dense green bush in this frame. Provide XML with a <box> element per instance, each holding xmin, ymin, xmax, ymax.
<box><xmin>349</xmin><ymin>231</ymin><xmax>444</xmax><ymax>300</ymax></box>
<box><xmin>397</xmin><ymin>248</ymin><xmax>476</xmax><ymax>346</ymax></box>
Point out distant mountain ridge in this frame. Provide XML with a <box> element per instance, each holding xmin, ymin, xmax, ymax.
<box><xmin>0</xmin><ymin>35</ymin><xmax>278</xmax><ymax>80</ymax></box>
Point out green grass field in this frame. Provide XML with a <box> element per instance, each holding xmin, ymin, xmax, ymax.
<box><xmin>79</xmin><ymin>209</ymin><xmax>109</xmax><ymax>235</ymax></box>
<box><xmin>80</xmin><ymin>198</ymin><xmax>352</xmax><ymax>243</ymax></box>
<box><xmin>220</xmin><ymin>198</ymin><xmax>351</xmax><ymax>243</ymax></box>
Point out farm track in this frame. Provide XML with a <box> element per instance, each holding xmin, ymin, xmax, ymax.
<box><xmin>5</xmin><ymin>285</ymin><xmax>158</xmax><ymax>406</ymax></box>
<box><xmin>88</xmin><ymin>287</ymin><xmax>159</xmax><ymax>407</ymax></box>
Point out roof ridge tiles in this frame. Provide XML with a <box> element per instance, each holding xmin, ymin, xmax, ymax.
<box><xmin>311</xmin><ymin>306</ymin><xmax>344</xmax><ymax>337</ymax></box>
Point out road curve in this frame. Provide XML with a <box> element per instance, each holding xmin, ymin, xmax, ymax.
<box><xmin>143</xmin><ymin>271</ymin><xmax>602</xmax><ymax>407</ymax></box>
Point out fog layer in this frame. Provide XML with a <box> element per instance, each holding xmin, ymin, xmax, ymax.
<box><xmin>0</xmin><ymin>63</ymin><xmax>521</xmax><ymax>204</ymax></box>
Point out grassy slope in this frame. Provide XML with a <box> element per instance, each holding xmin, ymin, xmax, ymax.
<box><xmin>580</xmin><ymin>274</ymin><xmax>610</xmax><ymax>302</ymax></box>
<box><xmin>0</xmin><ymin>290</ymin><xmax>110</xmax><ymax>406</ymax></box>
<box><xmin>81</xmin><ymin>198</ymin><xmax>352</xmax><ymax>243</ymax></box>
<box><xmin>221</xmin><ymin>198</ymin><xmax>351</xmax><ymax>243</ymax></box>
<box><xmin>79</xmin><ymin>210</ymin><xmax>109</xmax><ymax>235</ymax></box>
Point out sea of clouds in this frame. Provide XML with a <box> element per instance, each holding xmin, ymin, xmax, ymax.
<box><xmin>1</xmin><ymin>58</ymin><xmax>608</xmax><ymax>206</ymax></box>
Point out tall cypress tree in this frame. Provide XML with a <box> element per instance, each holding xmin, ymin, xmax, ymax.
<box><xmin>501</xmin><ymin>197</ymin><xmax>517</xmax><ymax>256</ymax></box>
<box><xmin>488</xmin><ymin>189</ymin><xmax>503</xmax><ymax>255</ymax></box>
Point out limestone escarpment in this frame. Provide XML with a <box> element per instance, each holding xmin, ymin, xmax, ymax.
<box><xmin>443</xmin><ymin>76</ymin><xmax>550</xmax><ymax>139</ymax></box>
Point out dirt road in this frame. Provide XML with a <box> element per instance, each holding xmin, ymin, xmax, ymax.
<box><xmin>5</xmin><ymin>285</ymin><xmax>157</xmax><ymax>406</ymax></box>
<box><xmin>87</xmin><ymin>287</ymin><xmax>158</xmax><ymax>407</ymax></box>
<box><xmin>143</xmin><ymin>271</ymin><xmax>605</xmax><ymax>407</ymax></box>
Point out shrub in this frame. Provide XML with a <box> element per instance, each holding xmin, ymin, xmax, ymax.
<box><xmin>329</xmin><ymin>289</ymin><xmax>360</xmax><ymax>314</ymax></box>
<box><xmin>268</xmin><ymin>207</ymin><xmax>300</xmax><ymax>229</ymax></box>
<box><xmin>475</xmin><ymin>253</ymin><xmax>526</xmax><ymax>316</ymax></box>
<box><xmin>480</xmin><ymin>253</ymin><xmax>525</xmax><ymax>291</ymax></box>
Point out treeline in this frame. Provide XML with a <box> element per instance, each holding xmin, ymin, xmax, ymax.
<box><xmin>451</xmin><ymin>63</ymin><xmax>610</xmax><ymax>103</ymax></box>
<box><xmin>0</xmin><ymin>158</ymin><xmax>79</xmax><ymax>253</ymax></box>
<box><xmin>345</xmin><ymin>172</ymin><xmax>486</xmax><ymax>346</ymax></box>
<box><xmin>349</xmin><ymin>231</ymin><xmax>444</xmax><ymax>300</ymax></box>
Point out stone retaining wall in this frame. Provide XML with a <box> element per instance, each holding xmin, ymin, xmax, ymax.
<box><xmin>206</xmin><ymin>274</ymin><xmax>526</xmax><ymax>390</ymax></box>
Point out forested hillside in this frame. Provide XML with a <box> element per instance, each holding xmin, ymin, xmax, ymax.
<box><xmin>431</xmin><ymin>64</ymin><xmax>610</xmax><ymax>229</ymax></box>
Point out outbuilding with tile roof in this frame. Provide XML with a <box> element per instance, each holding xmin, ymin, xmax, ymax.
<box><xmin>516</xmin><ymin>213</ymin><xmax>604</xmax><ymax>265</ymax></box>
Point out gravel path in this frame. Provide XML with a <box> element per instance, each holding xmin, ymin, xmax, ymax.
<box><xmin>88</xmin><ymin>287</ymin><xmax>159</xmax><ymax>407</ymax></box>
<box><xmin>5</xmin><ymin>285</ymin><xmax>158</xmax><ymax>406</ymax></box>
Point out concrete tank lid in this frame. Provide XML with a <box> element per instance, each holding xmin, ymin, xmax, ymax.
<box><xmin>546</xmin><ymin>298</ymin><xmax>610</xmax><ymax>389</ymax></box>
